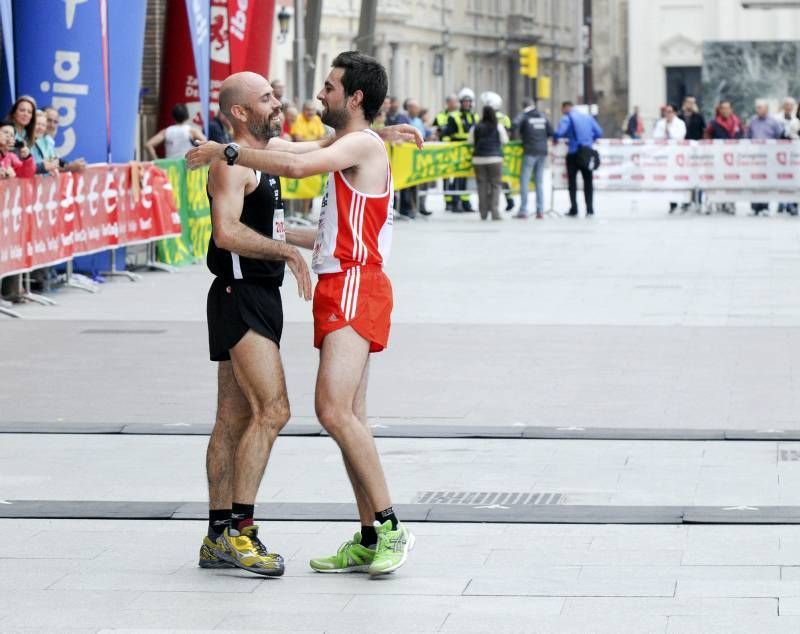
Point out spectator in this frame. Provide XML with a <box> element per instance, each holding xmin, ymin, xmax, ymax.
<box><xmin>8</xmin><ymin>95</ymin><xmax>36</xmax><ymax>146</ymax></box>
<box><xmin>290</xmin><ymin>100</ymin><xmax>326</xmax><ymax>141</ymax></box>
<box><xmin>514</xmin><ymin>97</ymin><xmax>553</xmax><ymax>219</ymax></box>
<box><xmin>0</xmin><ymin>119</ymin><xmax>34</xmax><ymax>304</ymax></box>
<box><xmin>401</xmin><ymin>99</ymin><xmax>430</xmax><ymax>216</ymax></box>
<box><xmin>0</xmin><ymin>120</ymin><xmax>35</xmax><ymax>178</ymax></box>
<box><xmin>207</xmin><ymin>108</ymin><xmax>232</xmax><ymax>144</ymax></box>
<box><xmin>420</xmin><ymin>108</ymin><xmax>434</xmax><ymax>140</ymax></box>
<box><xmin>679</xmin><ymin>96</ymin><xmax>706</xmax><ymax>140</ymax></box>
<box><xmin>775</xmin><ymin>97</ymin><xmax>800</xmax><ymax>215</ymax></box>
<box><xmin>468</xmin><ymin>105</ymin><xmax>508</xmax><ymax>221</ymax></box>
<box><xmin>404</xmin><ymin>99</ymin><xmax>425</xmax><ymax>138</ymax></box>
<box><xmin>281</xmin><ymin>105</ymin><xmax>298</xmax><ymax>140</ymax></box>
<box><xmin>145</xmin><ymin>103</ymin><xmax>206</xmax><ymax>159</ymax></box>
<box><xmin>625</xmin><ymin>106</ymin><xmax>643</xmax><ymax>139</ymax></box>
<box><xmin>653</xmin><ymin>104</ymin><xmax>686</xmax><ymax>213</ymax></box>
<box><xmin>43</xmin><ymin>106</ymin><xmax>86</xmax><ymax>172</ymax></box>
<box><xmin>705</xmin><ymin>100</ymin><xmax>743</xmax><ymax>139</ymax></box>
<box><xmin>678</xmin><ymin>96</ymin><xmax>707</xmax><ymax>212</ymax></box>
<box><xmin>271</xmin><ymin>78</ymin><xmax>286</xmax><ymax>105</ymax></box>
<box><xmin>384</xmin><ymin>96</ymin><xmax>410</xmax><ymax>126</ymax></box>
<box><xmin>31</xmin><ymin>110</ymin><xmax>60</xmax><ymax>175</ymax></box>
<box><xmin>554</xmin><ymin>101</ymin><xmax>603</xmax><ymax>217</ymax></box>
<box><xmin>747</xmin><ymin>99</ymin><xmax>784</xmax><ymax>216</ymax></box>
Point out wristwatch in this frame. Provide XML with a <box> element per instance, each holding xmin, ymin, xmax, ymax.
<box><xmin>223</xmin><ymin>143</ymin><xmax>240</xmax><ymax>166</ymax></box>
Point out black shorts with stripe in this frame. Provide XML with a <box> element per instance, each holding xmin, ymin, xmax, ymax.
<box><xmin>207</xmin><ymin>277</ymin><xmax>283</xmax><ymax>361</ymax></box>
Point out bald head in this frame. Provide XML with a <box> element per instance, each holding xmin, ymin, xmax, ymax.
<box><xmin>219</xmin><ymin>72</ymin><xmax>269</xmax><ymax>119</ymax></box>
<box><xmin>218</xmin><ymin>72</ymin><xmax>282</xmax><ymax>140</ymax></box>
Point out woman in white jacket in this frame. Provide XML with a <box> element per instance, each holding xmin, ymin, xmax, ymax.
<box><xmin>652</xmin><ymin>105</ymin><xmax>686</xmax><ymax>213</ymax></box>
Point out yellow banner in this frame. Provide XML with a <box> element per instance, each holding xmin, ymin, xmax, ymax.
<box><xmin>391</xmin><ymin>141</ymin><xmax>532</xmax><ymax>191</ymax></box>
<box><xmin>281</xmin><ymin>173</ymin><xmax>328</xmax><ymax>199</ymax></box>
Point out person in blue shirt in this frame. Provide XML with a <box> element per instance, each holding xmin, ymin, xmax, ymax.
<box><xmin>554</xmin><ymin>101</ymin><xmax>603</xmax><ymax>216</ymax></box>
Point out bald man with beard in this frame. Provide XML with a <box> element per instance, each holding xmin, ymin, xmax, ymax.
<box><xmin>197</xmin><ymin>71</ymin><xmax>422</xmax><ymax>577</ymax></box>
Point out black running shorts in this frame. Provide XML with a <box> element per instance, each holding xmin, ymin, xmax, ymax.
<box><xmin>207</xmin><ymin>277</ymin><xmax>283</xmax><ymax>361</ymax></box>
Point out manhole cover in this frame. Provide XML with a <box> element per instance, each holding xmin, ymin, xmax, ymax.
<box><xmin>780</xmin><ymin>449</ymin><xmax>800</xmax><ymax>462</ymax></box>
<box><xmin>415</xmin><ymin>491</ymin><xmax>563</xmax><ymax>505</ymax></box>
<box><xmin>81</xmin><ymin>329</ymin><xmax>167</xmax><ymax>335</ymax></box>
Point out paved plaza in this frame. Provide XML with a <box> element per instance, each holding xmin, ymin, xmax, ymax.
<box><xmin>2</xmin><ymin>190</ymin><xmax>800</xmax><ymax>631</ymax></box>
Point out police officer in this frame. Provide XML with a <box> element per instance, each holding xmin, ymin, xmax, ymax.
<box><xmin>443</xmin><ymin>88</ymin><xmax>476</xmax><ymax>212</ymax></box>
<box><xmin>435</xmin><ymin>94</ymin><xmax>459</xmax><ymax>211</ymax></box>
<box><xmin>481</xmin><ymin>91</ymin><xmax>515</xmax><ymax>212</ymax></box>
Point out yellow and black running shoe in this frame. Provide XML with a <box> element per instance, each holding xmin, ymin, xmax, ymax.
<box><xmin>198</xmin><ymin>535</ymin><xmax>235</xmax><ymax>569</ymax></box>
<box><xmin>214</xmin><ymin>525</ymin><xmax>285</xmax><ymax>576</ymax></box>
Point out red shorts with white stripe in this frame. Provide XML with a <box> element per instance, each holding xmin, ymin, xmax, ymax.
<box><xmin>312</xmin><ymin>265</ymin><xmax>393</xmax><ymax>352</ymax></box>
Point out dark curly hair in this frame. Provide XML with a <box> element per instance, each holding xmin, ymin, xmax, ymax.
<box><xmin>331</xmin><ymin>51</ymin><xmax>388</xmax><ymax>123</ymax></box>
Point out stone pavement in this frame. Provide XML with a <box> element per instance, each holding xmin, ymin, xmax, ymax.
<box><xmin>2</xmin><ymin>190</ymin><xmax>800</xmax><ymax>631</ymax></box>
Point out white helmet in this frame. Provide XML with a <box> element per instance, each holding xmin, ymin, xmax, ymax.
<box><xmin>458</xmin><ymin>87</ymin><xmax>475</xmax><ymax>102</ymax></box>
<box><xmin>480</xmin><ymin>91</ymin><xmax>503</xmax><ymax>111</ymax></box>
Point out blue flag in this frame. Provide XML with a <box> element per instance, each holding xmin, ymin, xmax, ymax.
<box><xmin>184</xmin><ymin>0</ymin><xmax>210</xmax><ymax>136</ymax></box>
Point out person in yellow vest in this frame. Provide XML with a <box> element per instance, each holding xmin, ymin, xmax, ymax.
<box><xmin>442</xmin><ymin>88</ymin><xmax>476</xmax><ymax>212</ymax></box>
<box><xmin>481</xmin><ymin>91</ymin><xmax>515</xmax><ymax>212</ymax></box>
<box><xmin>434</xmin><ymin>94</ymin><xmax>459</xmax><ymax>210</ymax></box>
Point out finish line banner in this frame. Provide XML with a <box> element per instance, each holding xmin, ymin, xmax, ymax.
<box><xmin>551</xmin><ymin>139</ymin><xmax>800</xmax><ymax>191</ymax></box>
<box><xmin>0</xmin><ymin>164</ymin><xmax>179</xmax><ymax>277</ymax></box>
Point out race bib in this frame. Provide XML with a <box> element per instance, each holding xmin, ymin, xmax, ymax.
<box><xmin>273</xmin><ymin>206</ymin><xmax>286</xmax><ymax>242</ymax></box>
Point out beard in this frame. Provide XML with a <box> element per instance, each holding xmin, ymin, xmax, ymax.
<box><xmin>247</xmin><ymin>111</ymin><xmax>281</xmax><ymax>141</ymax></box>
<box><xmin>321</xmin><ymin>104</ymin><xmax>348</xmax><ymax>130</ymax></box>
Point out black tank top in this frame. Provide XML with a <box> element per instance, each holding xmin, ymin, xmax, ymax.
<box><xmin>207</xmin><ymin>170</ymin><xmax>285</xmax><ymax>285</ymax></box>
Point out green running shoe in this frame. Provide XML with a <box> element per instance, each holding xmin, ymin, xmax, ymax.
<box><xmin>309</xmin><ymin>531</ymin><xmax>376</xmax><ymax>573</ymax></box>
<box><xmin>368</xmin><ymin>520</ymin><xmax>415</xmax><ymax>576</ymax></box>
<box><xmin>198</xmin><ymin>535</ymin><xmax>234</xmax><ymax>569</ymax></box>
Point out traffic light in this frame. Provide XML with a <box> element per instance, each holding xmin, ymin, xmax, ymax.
<box><xmin>519</xmin><ymin>46</ymin><xmax>538</xmax><ymax>78</ymax></box>
<box><xmin>537</xmin><ymin>76</ymin><xmax>551</xmax><ymax>99</ymax></box>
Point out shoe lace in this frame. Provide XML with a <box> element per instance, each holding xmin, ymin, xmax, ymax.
<box><xmin>336</xmin><ymin>538</ymin><xmax>357</xmax><ymax>556</ymax></box>
<box><xmin>247</xmin><ymin>533</ymin><xmax>270</xmax><ymax>557</ymax></box>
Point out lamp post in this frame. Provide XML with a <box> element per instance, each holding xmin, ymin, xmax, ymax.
<box><xmin>276</xmin><ymin>5</ymin><xmax>290</xmax><ymax>43</ymax></box>
<box><xmin>293</xmin><ymin>0</ymin><xmax>306</xmax><ymax>104</ymax></box>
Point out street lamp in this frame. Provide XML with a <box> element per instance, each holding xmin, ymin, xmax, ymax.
<box><xmin>277</xmin><ymin>5</ymin><xmax>291</xmax><ymax>43</ymax></box>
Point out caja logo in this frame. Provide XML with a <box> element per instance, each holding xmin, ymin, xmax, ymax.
<box><xmin>676</xmin><ymin>154</ymin><xmax>685</xmax><ymax>167</ymax></box>
<box><xmin>723</xmin><ymin>152</ymin><xmax>734</xmax><ymax>166</ymax></box>
<box><xmin>777</xmin><ymin>152</ymin><xmax>788</xmax><ymax>165</ymax></box>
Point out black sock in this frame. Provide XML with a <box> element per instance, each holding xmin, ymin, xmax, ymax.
<box><xmin>360</xmin><ymin>525</ymin><xmax>378</xmax><ymax>548</ymax></box>
<box><xmin>375</xmin><ymin>507</ymin><xmax>398</xmax><ymax>530</ymax></box>
<box><xmin>208</xmin><ymin>509</ymin><xmax>231</xmax><ymax>539</ymax></box>
<box><xmin>231</xmin><ymin>502</ymin><xmax>255</xmax><ymax>532</ymax></box>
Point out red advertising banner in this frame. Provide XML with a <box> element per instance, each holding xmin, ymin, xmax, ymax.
<box><xmin>552</xmin><ymin>139</ymin><xmax>800</xmax><ymax>192</ymax></box>
<box><xmin>160</xmin><ymin>0</ymin><xmax>276</xmax><ymax>134</ymax></box>
<box><xmin>0</xmin><ymin>164</ymin><xmax>180</xmax><ymax>278</ymax></box>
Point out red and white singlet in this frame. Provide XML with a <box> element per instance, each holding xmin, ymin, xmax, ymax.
<box><xmin>310</xmin><ymin>128</ymin><xmax>395</xmax><ymax>352</ymax></box>
<box><xmin>311</xmin><ymin>128</ymin><xmax>393</xmax><ymax>274</ymax></box>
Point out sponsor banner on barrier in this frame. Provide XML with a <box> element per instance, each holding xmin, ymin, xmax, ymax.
<box><xmin>0</xmin><ymin>164</ymin><xmax>179</xmax><ymax>278</ymax></box>
<box><xmin>390</xmin><ymin>141</ymin><xmax>533</xmax><ymax>191</ymax></box>
<box><xmin>551</xmin><ymin>139</ymin><xmax>800</xmax><ymax>191</ymax></box>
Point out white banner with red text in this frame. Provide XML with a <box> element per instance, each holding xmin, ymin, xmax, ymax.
<box><xmin>551</xmin><ymin>139</ymin><xmax>800</xmax><ymax>193</ymax></box>
<box><xmin>0</xmin><ymin>164</ymin><xmax>180</xmax><ymax>278</ymax></box>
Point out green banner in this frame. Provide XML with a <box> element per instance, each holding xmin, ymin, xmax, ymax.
<box><xmin>155</xmin><ymin>158</ymin><xmax>194</xmax><ymax>266</ymax></box>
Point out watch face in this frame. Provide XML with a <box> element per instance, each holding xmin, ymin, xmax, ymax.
<box><xmin>224</xmin><ymin>145</ymin><xmax>236</xmax><ymax>158</ymax></box>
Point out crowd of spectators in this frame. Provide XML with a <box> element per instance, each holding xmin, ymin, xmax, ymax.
<box><xmin>0</xmin><ymin>95</ymin><xmax>87</xmax><ymax>306</ymax></box>
<box><xmin>627</xmin><ymin>96</ymin><xmax>800</xmax><ymax>215</ymax></box>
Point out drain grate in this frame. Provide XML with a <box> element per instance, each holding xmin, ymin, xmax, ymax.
<box><xmin>780</xmin><ymin>450</ymin><xmax>800</xmax><ymax>462</ymax></box>
<box><xmin>415</xmin><ymin>491</ymin><xmax>563</xmax><ymax>505</ymax></box>
<box><xmin>81</xmin><ymin>329</ymin><xmax>167</xmax><ymax>335</ymax></box>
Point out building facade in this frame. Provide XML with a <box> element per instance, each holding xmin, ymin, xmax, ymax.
<box><xmin>271</xmin><ymin>0</ymin><xmax>584</xmax><ymax>120</ymax></box>
<box><xmin>628</xmin><ymin>0</ymin><xmax>800</xmax><ymax>133</ymax></box>
<box><xmin>589</xmin><ymin>0</ymin><xmax>628</xmax><ymax>137</ymax></box>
